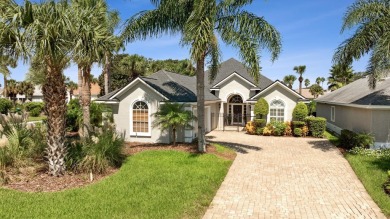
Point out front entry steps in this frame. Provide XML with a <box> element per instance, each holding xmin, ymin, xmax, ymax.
<box><xmin>223</xmin><ymin>126</ymin><xmax>246</xmax><ymax>132</ymax></box>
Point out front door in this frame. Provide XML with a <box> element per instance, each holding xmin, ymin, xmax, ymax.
<box><xmin>232</xmin><ymin>105</ymin><xmax>243</xmax><ymax>124</ymax></box>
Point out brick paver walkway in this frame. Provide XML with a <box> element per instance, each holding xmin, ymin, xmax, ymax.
<box><xmin>203</xmin><ymin>131</ymin><xmax>385</xmax><ymax>219</ymax></box>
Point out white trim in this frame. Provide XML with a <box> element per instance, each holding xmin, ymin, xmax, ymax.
<box><xmin>331</xmin><ymin>106</ymin><xmax>335</xmax><ymax>122</ymax></box>
<box><xmin>94</xmin><ymin>101</ymin><xmax>119</xmax><ymax>104</ymax></box>
<box><xmin>225</xmin><ymin>91</ymin><xmax>245</xmax><ymax>103</ymax></box>
<box><xmin>212</xmin><ymin>72</ymin><xmax>257</xmax><ymax>88</ymax></box>
<box><xmin>250</xmin><ymin>81</ymin><xmax>306</xmax><ymax>100</ymax></box>
<box><xmin>130</xmin><ymin>99</ymin><xmax>152</xmax><ymax>137</ymax></box>
<box><xmin>210</xmin><ymin>88</ymin><xmax>220</xmax><ymax>91</ymax></box>
<box><xmin>316</xmin><ymin>100</ymin><xmax>390</xmax><ymax>110</ymax></box>
<box><xmin>110</xmin><ymin>78</ymin><xmax>169</xmax><ymax>100</ymax></box>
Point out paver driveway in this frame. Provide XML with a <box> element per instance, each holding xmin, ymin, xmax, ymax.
<box><xmin>204</xmin><ymin>131</ymin><xmax>385</xmax><ymax>219</ymax></box>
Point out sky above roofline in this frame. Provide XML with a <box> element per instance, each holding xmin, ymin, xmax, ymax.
<box><xmin>8</xmin><ymin>0</ymin><xmax>368</xmax><ymax>90</ymax></box>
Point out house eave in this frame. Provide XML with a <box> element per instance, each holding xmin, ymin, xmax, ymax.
<box><xmin>316</xmin><ymin>100</ymin><xmax>390</xmax><ymax>110</ymax></box>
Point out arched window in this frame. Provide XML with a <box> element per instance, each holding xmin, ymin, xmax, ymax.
<box><xmin>270</xmin><ymin>99</ymin><xmax>285</xmax><ymax>122</ymax></box>
<box><xmin>132</xmin><ymin>101</ymin><xmax>149</xmax><ymax>134</ymax></box>
<box><xmin>229</xmin><ymin>95</ymin><xmax>243</xmax><ymax>103</ymax></box>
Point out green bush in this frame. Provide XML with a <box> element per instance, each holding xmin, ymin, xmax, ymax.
<box><xmin>77</xmin><ymin>125</ymin><xmax>125</xmax><ymax>174</ymax></box>
<box><xmin>0</xmin><ymin>147</ymin><xmax>11</xmax><ymax>170</ymax></box>
<box><xmin>254</xmin><ymin>98</ymin><xmax>269</xmax><ymax>119</ymax></box>
<box><xmin>29</xmin><ymin>108</ymin><xmax>41</xmax><ymax>117</ymax></box>
<box><xmin>292</xmin><ymin>121</ymin><xmax>305</xmax><ymax>129</ymax></box>
<box><xmin>305</xmin><ymin>117</ymin><xmax>326</xmax><ymax>138</ymax></box>
<box><xmin>307</xmin><ymin>101</ymin><xmax>316</xmax><ymax>116</ymax></box>
<box><xmin>254</xmin><ymin>119</ymin><xmax>266</xmax><ymax>128</ymax></box>
<box><xmin>256</xmin><ymin>127</ymin><xmax>264</xmax><ymax>135</ymax></box>
<box><xmin>24</xmin><ymin>102</ymin><xmax>44</xmax><ymax>113</ymax></box>
<box><xmin>0</xmin><ymin>98</ymin><xmax>13</xmax><ymax>114</ymax></box>
<box><xmin>66</xmin><ymin>99</ymin><xmax>105</xmax><ymax>132</ymax></box>
<box><xmin>294</xmin><ymin>128</ymin><xmax>302</xmax><ymax>137</ymax></box>
<box><xmin>270</xmin><ymin>120</ymin><xmax>286</xmax><ymax>136</ymax></box>
<box><xmin>340</xmin><ymin>129</ymin><xmax>375</xmax><ymax>149</ymax></box>
<box><xmin>292</xmin><ymin>102</ymin><xmax>308</xmax><ymax>121</ymax></box>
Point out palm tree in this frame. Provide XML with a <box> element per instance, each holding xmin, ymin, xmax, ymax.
<box><xmin>123</xmin><ymin>0</ymin><xmax>281</xmax><ymax>152</ymax></box>
<box><xmin>309</xmin><ymin>84</ymin><xmax>324</xmax><ymax>98</ymax></box>
<box><xmin>327</xmin><ymin>64</ymin><xmax>354</xmax><ymax>91</ymax></box>
<box><xmin>66</xmin><ymin>80</ymin><xmax>78</xmax><ymax>101</ymax></box>
<box><xmin>1</xmin><ymin>0</ymin><xmax>74</xmax><ymax>176</ymax></box>
<box><xmin>283</xmin><ymin>75</ymin><xmax>296</xmax><ymax>89</ymax></box>
<box><xmin>0</xmin><ymin>55</ymin><xmax>17</xmax><ymax>98</ymax></box>
<box><xmin>293</xmin><ymin>65</ymin><xmax>306</xmax><ymax>94</ymax></box>
<box><xmin>152</xmin><ymin>102</ymin><xmax>196</xmax><ymax>146</ymax></box>
<box><xmin>71</xmin><ymin>0</ymin><xmax>113</xmax><ymax>137</ymax></box>
<box><xmin>304</xmin><ymin>78</ymin><xmax>310</xmax><ymax>88</ymax></box>
<box><xmin>334</xmin><ymin>0</ymin><xmax>390</xmax><ymax>89</ymax></box>
<box><xmin>315</xmin><ymin>77</ymin><xmax>325</xmax><ymax>86</ymax></box>
<box><xmin>6</xmin><ymin>79</ymin><xmax>18</xmax><ymax>103</ymax></box>
<box><xmin>18</xmin><ymin>81</ymin><xmax>34</xmax><ymax>102</ymax></box>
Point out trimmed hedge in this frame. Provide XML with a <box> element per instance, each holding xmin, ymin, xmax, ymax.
<box><xmin>254</xmin><ymin>98</ymin><xmax>269</xmax><ymax>119</ymax></box>
<box><xmin>340</xmin><ymin>129</ymin><xmax>374</xmax><ymax>149</ymax></box>
<box><xmin>292</xmin><ymin>102</ymin><xmax>308</xmax><ymax>121</ymax></box>
<box><xmin>24</xmin><ymin>102</ymin><xmax>44</xmax><ymax>115</ymax></box>
<box><xmin>292</xmin><ymin>121</ymin><xmax>305</xmax><ymax>128</ymax></box>
<box><xmin>294</xmin><ymin>128</ymin><xmax>302</xmax><ymax>137</ymax></box>
<box><xmin>0</xmin><ymin>98</ymin><xmax>12</xmax><ymax>114</ymax></box>
<box><xmin>254</xmin><ymin>119</ymin><xmax>266</xmax><ymax>128</ymax></box>
<box><xmin>270</xmin><ymin>120</ymin><xmax>286</xmax><ymax>136</ymax></box>
<box><xmin>305</xmin><ymin>117</ymin><xmax>326</xmax><ymax>138</ymax></box>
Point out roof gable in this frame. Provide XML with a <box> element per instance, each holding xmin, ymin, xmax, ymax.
<box><xmin>249</xmin><ymin>80</ymin><xmax>306</xmax><ymax>101</ymax></box>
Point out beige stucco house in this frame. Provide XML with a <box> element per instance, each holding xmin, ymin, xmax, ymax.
<box><xmin>316</xmin><ymin>77</ymin><xmax>390</xmax><ymax>148</ymax></box>
<box><xmin>96</xmin><ymin>58</ymin><xmax>306</xmax><ymax>143</ymax></box>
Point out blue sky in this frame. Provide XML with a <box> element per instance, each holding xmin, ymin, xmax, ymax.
<box><xmin>9</xmin><ymin>0</ymin><xmax>367</xmax><ymax>89</ymax></box>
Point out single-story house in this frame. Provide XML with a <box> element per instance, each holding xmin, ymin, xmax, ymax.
<box><xmin>316</xmin><ymin>77</ymin><xmax>390</xmax><ymax>148</ymax></box>
<box><xmin>295</xmin><ymin>88</ymin><xmax>329</xmax><ymax>100</ymax></box>
<box><xmin>96</xmin><ymin>58</ymin><xmax>306</xmax><ymax>143</ymax></box>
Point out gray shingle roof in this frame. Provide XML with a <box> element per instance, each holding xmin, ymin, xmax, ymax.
<box><xmin>141</xmin><ymin>70</ymin><xmax>220</xmax><ymax>102</ymax></box>
<box><xmin>316</xmin><ymin>77</ymin><xmax>390</xmax><ymax>106</ymax></box>
<box><xmin>95</xmin><ymin>89</ymin><xmax>120</xmax><ymax>101</ymax></box>
<box><xmin>205</xmin><ymin>58</ymin><xmax>274</xmax><ymax>89</ymax></box>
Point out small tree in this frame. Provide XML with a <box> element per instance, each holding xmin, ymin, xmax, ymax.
<box><xmin>254</xmin><ymin>98</ymin><xmax>269</xmax><ymax>119</ymax></box>
<box><xmin>309</xmin><ymin>84</ymin><xmax>324</xmax><ymax>98</ymax></box>
<box><xmin>304</xmin><ymin>79</ymin><xmax>310</xmax><ymax>88</ymax></box>
<box><xmin>292</xmin><ymin>102</ymin><xmax>308</xmax><ymax>121</ymax></box>
<box><xmin>152</xmin><ymin>102</ymin><xmax>196</xmax><ymax>146</ymax></box>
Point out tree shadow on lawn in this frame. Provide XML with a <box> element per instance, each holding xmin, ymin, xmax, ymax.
<box><xmin>369</xmin><ymin>157</ymin><xmax>390</xmax><ymax>172</ymax></box>
<box><xmin>206</xmin><ymin>139</ymin><xmax>262</xmax><ymax>154</ymax></box>
<box><xmin>307</xmin><ymin>139</ymin><xmax>336</xmax><ymax>152</ymax></box>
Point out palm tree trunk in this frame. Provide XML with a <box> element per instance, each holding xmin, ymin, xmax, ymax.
<box><xmin>81</xmin><ymin>65</ymin><xmax>92</xmax><ymax>138</ymax></box>
<box><xmin>42</xmin><ymin>61</ymin><xmax>67</xmax><ymax>176</ymax></box>
<box><xmin>196</xmin><ymin>58</ymin><xmax>206</xmax><ymax>153</ymax></box>
<box><xmin>299</xmin><ymin>76</ymin><xmax>303</xmax><ymax>94</ymax></box>
<box><xmin>3</xmin><ymin>75</ymin><xmax>7</xmax><ymax>98</ymax></box>
<box><xmin>173</xmin><ymin>127</ymin><xmax>176</xmax><ymax>146</ymax></box>
<box><xmin>103</xmin><ymin>52</ymin><xmax>111</xmax><ymax>95</ymax></box>
<box><xmin>78</xmin><ymin>66</ymin><xmax>83</xmax><ymax>99</ymax></box>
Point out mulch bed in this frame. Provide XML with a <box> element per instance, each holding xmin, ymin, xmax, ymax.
<box><xmin>1</xmin><ymin>142</ymin><xmax>235</xmax><ymax>193</ymax></box>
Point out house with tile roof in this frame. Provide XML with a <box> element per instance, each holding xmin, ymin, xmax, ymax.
<box><xmin>316</xmin><ymin>77</ymin><xmax>390</xmax><ymax>148</ymax></box>
<box><xmin>96</xmin><ymin>58</ymin><xmax>306</xmax><ymax>143</ymax></box>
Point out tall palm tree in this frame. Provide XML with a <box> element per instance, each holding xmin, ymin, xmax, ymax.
<box><xmin>0</xmin><ymin>55</ymin><xmax>17</xmax><ymax>98</ymax></box>
<box><xmin>152</xmin><ymin>102</ymin><xmax>196</xmax><ymax>146</ymax></box>
<box><xmin>283</xmin><ymin>75</ymin><xmax>296</xmax><ymax>88</ymax></box>
<box><xmin>66</xmin><ymin>80</ymin><xmax>78</xmax><ymax>101</ymax></box>
<box><xmin>304</xmin><ymin>78</ymin><xmax>310</xmax><ymax>88</ymax></box>
<box><xmin>327</xmin><ymin>64</ymin><xmax>354</xmax><ymax>91</ymax></box>
<box><xmin>6</xmin><ymin>79</ymin><xmax>18</xmax><ymax>103</ymax></box>
<box><xmin>1</xmin><ymin>0</ymin><xmax>73</xmax><ymax>176</ymax></box>
<box><xmin>71</xmin><ymin>0</ymin><xmax>113</xmax><ymax>137</ymax></box>
<box><xmin>123</xmin><ymin>0</ymin><xmax>281</xmax><ymax>152</ymax></box>
<box><xmin>315</xmin><ymin>77</ymin><xmax>325</xmax><ymax>86</ymax></box>
<box><xmin>334</xmin><ymin>0</ymin><xmax>390</xmax><ymax>89</ymax></box>
<box><xmin>293</xmin><ymin>65</ymin><xmax>306</xmax><ymax>94</ymax></box>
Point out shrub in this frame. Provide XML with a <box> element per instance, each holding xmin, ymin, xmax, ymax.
<box><xmin>254</xmin><ymin>119</ymin><xmax>266</xmax><ymax>128</ymax></box>
<box><xmin>0</xmin><ymin>147</ymin><xmax>11</xmax><ymax>170</ymax></box>
<box><xmin>292</xmin><ymin>121</ymin><xmax>305</xmax><ymax>129</ymax></box>
<box><xmin>270</xmin><ymin>120</ymin><xmax>286</xmax><ymax>136</ymax></box>
<box><xmin>284</xmin><ymin>122</ymin><xmax>292</xmax><ymax>136</ymax></box>
<box><xmin>294</xmin><ymin>128</ymin><xmax>302</xmax><ymax>137</ymax></box>
<box><xmin>245</xmin><ymin>121</ymin><xmax>256</xmax><ymax>135</ymax></box>
<box><xmin>0</xmin><ymin>98</ymin><xmax>12</xmax><ymax>114</ymax></box>
<box><xmin>77</xmin><ymin>124</ymin><xmax>125</xmax><ymax>174</ymax></box>
<box><xmin>24</xmin><ymin>102</ymin><xmax>44</xmax><ymax>113</ymax></box>
<box><xmin>340</xmin><ymin>129</ymin><xmax>374</xmax><ymax>149</ymax></box>
<box><xmin>256</xmin><ymin>127</ymin><xmax>264</xmax><ymax>135</ymax></box>
<box><xmin>292</xmin><ymin>102</ymin><xmax>308</xmax><ymax>121</ymax></box>
<box><xmin>302</xmin><ymin>126</ymin><xmax>309</xmax><ymax>137</ymax></box>
<box><xmin>307</xmin><ymin>101</ymin><xmax>316</xmax><ymax>116</ymax></box>
<box><xmin>263</xmin><ymin>126</ymin><xmax>272</xmax><ymax>136</ymax></box>
<box><xmin>29</xmin><ymin>108</ymin><xmax>41</xmax><ymax>117</ymax></box>
<box><xmin>305</xmin><ymin>117</ymin><xmax>326</xmax><ymax>138</ymax></box>
<box><xmin>66</xmin><ymin>99</ymin><xmax>105</xmax><ymax>132</ymax></box>
<box><xmin>254</xmin><ymin>98</ymin><xmax>269</xmax><ymax>119</ymax></box>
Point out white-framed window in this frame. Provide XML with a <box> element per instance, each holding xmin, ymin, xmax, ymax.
<box><xmin>331</xmin><ymin>106</ymin><xmax>335</xmax><ymax>122</ymax></box>
<box><xmin>131</xmin><ymin>101</ymin><xmax>150</xmax><ymax>136</ymax></box>
<box><xmin>269</xmin><ymin>99</ymin><xmax>285</xmax><ymax>122</ymax></box>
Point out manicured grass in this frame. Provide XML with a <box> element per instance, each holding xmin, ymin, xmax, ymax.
<box><xmin>325</xmin><ymin>131</ymin><xmax>390</xmax><ymax>216</ymax></box>
<box><xmin>27</xmin><ymin>116</ymin><xmax>46</xmax><ymax>122</ymax></box>
<box><xmin>324</xmin><ymin>130</ymin><xmax>340</xmax><ymax>146</ymax></box>
<box><xmin>213</xmin><ymin>143</ymin><xmax>235</xmax><ymax>154</ymax></box>
<box><xmin>0</xmin><ymin>150</ymin><xmax>232</xmax><ymax>218</ymax></box>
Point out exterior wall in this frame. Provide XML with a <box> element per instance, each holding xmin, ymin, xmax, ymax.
<box><xmin>217</xmin><ymin>75</ymin><xmax>253</xmax><ymax>102</ymax></box>
<box><xmin>257</xmin><ymin>84</ymin><xmax>300</xmax><ymax>122</ymax></box>
<box><xmin>317</xmin><ymin>103</ymin><xmax>390</xmax><ymax>148</ymax></box>
<box><xmin>111</xmin><ymin>82</ymin><xmax>169</xmax><ymax>143</ymax></box>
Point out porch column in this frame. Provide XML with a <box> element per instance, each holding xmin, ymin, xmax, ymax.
<box><xmin>218</xmin><ymin>103</ymin><xmax>224</xmax><ymax>130</ymax></box>
<box><xmin>250</xmin><ymin>103</ymin><xmax>254</xmax><ymax>121</ymax></box>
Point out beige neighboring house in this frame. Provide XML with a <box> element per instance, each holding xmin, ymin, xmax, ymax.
<box><xmin>296</xmin><ymin>88</ymin><xmax>329</xmax><ymax>100</ymax></box>
<box><xmin>73</xmin><ymin>83</ymin><xmax>101</xmax><ymax>101</ymax></box>
<box><xmin>316</xmin><ymin>77</ymin><xmax>390</xmax><ymax>148</ymax></box>
<box><xmin>96</xmin><ymin>58</ymin><xmax>306</xmax><ymax>144</ymax></box>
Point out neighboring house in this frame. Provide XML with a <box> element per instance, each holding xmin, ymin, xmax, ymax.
<box><xmin>14</xmin><ymin>85</ymin><xmax>43</xmax><ymax>102</ymax></box>
<box><xmin>295</xmin><ymin>88</ymin><xmax>330</xmax><ymax>100</ymax></box>
<box><xmin>96</xmin><ymin>58</ymin><xmax>306</xmax><ymax>143</ymax></box>
<box><xmin>73</xmin><ymin>83</ymin><xmax>101</xmax><ymax>101</ymax></box>
<box><xmin>316</xmin><ymin>77</ymin><xmax>390</xmax><ymax>148</ymax></box>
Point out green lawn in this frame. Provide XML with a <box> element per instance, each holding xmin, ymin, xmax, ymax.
<box><xmin>325</xmin><ymin>131</ymin><xmax>390</xmax><ymax>217</ymax></box>
<box><xmin>0</xmin><ymin>150</ymin><xmax>232</xmax><ymax>219</ymax></box>
<box><xmin>27</xmin><ymin>116</ymin><xmax>46</xmax><ymax>122</ymax></box>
